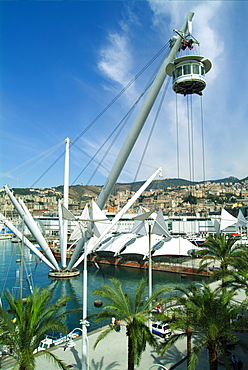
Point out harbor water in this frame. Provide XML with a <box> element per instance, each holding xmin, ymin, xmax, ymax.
<box><xmin>0</xmin><ymin>239</ymin><xmax>208</xmax><ymax>333</ymax></box>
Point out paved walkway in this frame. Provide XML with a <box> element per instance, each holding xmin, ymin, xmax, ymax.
<box><xmin>1</xmin><ymin>325</ymin><xmax>248</xmax><ymax>370</ymax></box>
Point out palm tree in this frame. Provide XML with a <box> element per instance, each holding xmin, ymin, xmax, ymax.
<box><xmin>197</xmin><ymin>234</ymin><xmax>248</xmax><ymax>284</ymax></box>
<box><xmin>0</xmin><ymin>287</ymin><xmax>78</xmax><ymax>370</ymax></box>
<box><xmin>89</xmin><ymin>277</ymin><xmax>170</xmax><ymax>370</ymax></box>
<box><xmin>159</xmin><ymin>283</ymin><xmax>248</xmax><ymax>370</ymax></box>
<box><xmin>223</xmin><ymin>268</ymin><xmax>248</xmax><ymax>296</ymax></box>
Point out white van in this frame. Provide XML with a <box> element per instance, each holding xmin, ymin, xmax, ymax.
<box><xmin>152</xmin><ymin>322</ymin><xmax>171</xmax><ymax>339</ymax></box>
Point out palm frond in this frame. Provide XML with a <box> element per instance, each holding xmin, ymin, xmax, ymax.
<box><xmin>93</xmin><ymin>326</ymin><xmax>114</xmax><ymax>349</ymax></box>
<box><xmin>0</xmin><ymin>287</ymin><xmax>75</xmax><ymax>369</ymax></box>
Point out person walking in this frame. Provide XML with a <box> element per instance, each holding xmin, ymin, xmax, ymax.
<box><xmin>231</xmin><ymin>354</ymin><xmax>238</xmax><ymax>369</ymax></box>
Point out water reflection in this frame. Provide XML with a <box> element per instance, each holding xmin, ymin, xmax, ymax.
<box><xmin>0</xmin><ymin>240</ymin><xmax>208</xmax><ymax>332</ymax></box>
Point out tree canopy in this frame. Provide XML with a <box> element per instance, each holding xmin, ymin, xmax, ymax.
<box><xmin>89</xmin><ymin>277</ymin><xmax>170</xmax><ymax>370</ymax></box>
<box><xmin>159</xmin><ymin>283</ymin><xmax>248</xmax><ymax>370</ymax></box>
<box><xmin>0</xmin><ymin>287</ymin><xmax>78</xmax><ymax>370</ymax></box>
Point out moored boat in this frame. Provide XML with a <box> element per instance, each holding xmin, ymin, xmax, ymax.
<box><xmin>36</xmin><ymin>331</ymin><xmax>80</xmax><ymax>352</ymax></box>
<box><xmin>0</xmin><ymin>228</ymin><xmax>13</xmax><ymax>240</ymax></box>
<box><xmin>0</xmin><ymin>233</ymin><xmax>13</xmax><ymax>240</ymax></box>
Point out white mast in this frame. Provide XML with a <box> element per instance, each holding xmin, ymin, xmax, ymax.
<box><xmin>0</xmin><ymin>213</ymin><xmax>56</xmax><ymax>270</ymax></box>
<box><xmin>4</xmin><ymin>185</ymin><xmax>59</xmax><ymax>271</ymax></box>
<box><xmin>61</xmin><ymin>137</ymin><xmax>70</xmax><ymax>268</ymax></box>
<box><xmin>58</xmin><ymin>199</ymin><xmax>65</xmax><ymax>263</ymax></box>
<box><xmin>96</xmin><ymin>12</ymin><xmax>194</xmax><ymax>210</ymax></box>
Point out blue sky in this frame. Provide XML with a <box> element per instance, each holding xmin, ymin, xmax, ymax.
<box><xmin>0</xmin><ymin>1</ymin><xmax>247</xmax><ymax>189</ymax></box>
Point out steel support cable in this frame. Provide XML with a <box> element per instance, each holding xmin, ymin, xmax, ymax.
<box><xmin>72</xmin><ymin>142</ymin><xmax>110</xmax><ymax>176</ymax></box>
<box><xmin>186</xmin><ymin>95</ymin><xmax>193</xmax><ymax>193</ymax></box>
<box><xmin>72</xmin><ymin>77</ymin><xmax>154</xmax><ymax>186</ymax></box>
<box><xmin>70</xmin><ymin>42</ymin><xmax>171</xmax><ymax>148</ymax></box>
<box><xmin>190</xmin><ymin>94</ymin><xmax>195</xmax><ymax>186</ymax></box>
<box><xmin>1</xmin><ymin>141</ymin><xmax>65</xmax><ymax>185</ymax></box>
<box><xmin>87</xmin><ymin>62</ymin><xmax>168</xmax><ymax>187</ymax></box>
<box><xmin>30</xmin><ymin>43</ymin><xmax>170</xmax><ymax>188</ymax></box>
<box><xmin>72</xmin><ymin>49</ymin><xmax>170</xmax><ymax>186</ymax></box>
<box><xmin>16</xmin><ymin>142</ymin><xmax>66</xmax><ymax>186</ymax></box>
<box><xmin>174</xmin><ymin>93</ymin><xmax>182</xmax><ymax>253</ymax></box>
<box><xmin>73</xmin><ymin>142</ymin><xmax>155</xmax><ymax>184</ymax></box>
<box><xmin>0</xmin><ymin>245</ymin><xmax>15</xmax><ymax>300</ymax></box>
<box><xmin>4</xmin><ymin>43</ymin><xmax>170</xmax><ymax>189</ymax></box>
<box><xmin>130</xmin><ymin>76</ymin><xmax>171</xmax><ymax>188</ymax></box>
<box><xmin>200</xmin><ymin>97</ymin><xmax>206</xmax><ymax>185</ymax></box>
<box><xmin>73</xmin><ymin>84</ymin><xmax>149</xmax><ymax>185</ymax></box>
<box><xmin>175</xmin><ymin>94</ymin><xmax>180</xmax><ymax>180</ymax></box>
<box><xmin>200</xmin><ymin>96</ymin><xmax>207</xmax><ymax>219</ymax></box>
<box><xmin>33</xmin><ymin>70</ymin><xmax>155</xmax><ymax>189</ymax></box>
<box><xmin>30</xmin><ymin>149</ymin><xmax>67</xmax><ymax>188</ymax></box>
<box><xmin>175</xmin><ymin>93</ymin><xmax>182</xmax><ymax>236</ymax></box>
<box><xmin>21</xmin><ymin>250</ymin><xmax>34</xmax><ymax>294</ymax></box>
<box><xmin>186</xmin><ymin>95</ymin><xmax>194</xmax><ymax>220</ymax></box>
<box><xmin>86</xmin><ymin>111</ymin><xmax>138</xmax><ymax>186</ymax></box>
<box><xmin>189</xmin><ymin>94</ymin><xmax>195</xmax><ymax>223</ymax></box>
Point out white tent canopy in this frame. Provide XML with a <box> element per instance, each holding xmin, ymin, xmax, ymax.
<box><xmin>236</xmin><ymin>209</ymin><xmax>247</xmax><ymax>228</ymax></box>
<box><xmin>152</xmin><ymin>208</ymin><xmax>170</xmax><ymax>237</ymax></box>
<box><xmin>91</xmin><ymin>200</ymin><xmax>111</xmax><ymax>238</ymax></box>
<box><xmin>220</xmin><ymin>208</ymin><xmax>237</xmax><ymax>231</ymax></box>
<box><xmin>96</xmin><ymin>233</ymin><xmax>137</xmax><ymax>255</ymax></box>
<box><xmin>69</xmin><ymin>204</ymin><xmax>90</xmax><ymax>241</ymax></box>
<box><xmin>120</xmin><ymin>234</ymin><xmax>164</xmax><ymax>258</ymax></box>
<box><xmin>152</xmin><ymin>237</ymin><xmax>197</xmax><ymax>257</ymax></box>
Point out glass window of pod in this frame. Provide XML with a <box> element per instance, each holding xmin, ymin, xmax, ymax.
<box><xmin>172</xmin><ymin>61</ymin><xmax>206</xmax><ymax>79</ymax></box>
<box><xmin>173</xmin><ymin>65</ymin><xmax>182</xmax><ymax>79</ymax></box>
<box><xmin>183</xmin><ymin>64</ymin><xmax>191</xmax><ymax>75</ymax></box>
<box><xmin>193</xmin><ymin>63</ymin><xmax>205</xmax><ymax>76</ymax></box>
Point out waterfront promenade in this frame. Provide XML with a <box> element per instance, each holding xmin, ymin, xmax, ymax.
<box><xmin>1</xmin><ymin>325</ymin><xmax>248</xmax><ymax>369</ymax></box>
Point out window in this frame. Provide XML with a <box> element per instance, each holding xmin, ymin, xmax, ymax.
<box><xmin>183</xmin><ymin>64</ymin><xmax>191</xmax><ymax>75</ymax></box>
<box><xmin>201</xmin><ymin>66</ymin><xmax>205</xmax><ymax>76</ymax></box>
<box><xmin>192</xmin><ymin>64</ymin><xmax>199</xmax><ymax>74</ymax></box>
<box><xmin>173</xmin><ymin>66</ymin><xmax>182</xmax><ymax>79</ymax></box>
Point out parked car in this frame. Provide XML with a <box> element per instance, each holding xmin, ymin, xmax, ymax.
<box><xmin>152</xmin><ymin>321</ymin><xmax>171</xmax><ymax>339</ymax></box>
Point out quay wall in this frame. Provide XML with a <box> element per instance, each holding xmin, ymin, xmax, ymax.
<box><xmin>89</xmin><ymin>256</ymin><xmax>210</xmax><ymax>277</ymax></box>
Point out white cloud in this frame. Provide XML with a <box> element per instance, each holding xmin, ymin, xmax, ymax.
<box><xmin>98</xmin><ymin>32</ymin><xmax>132</xmax><ymax>88</ymax></box>
<box><xmin>93</xmin><ymin>2</ymin><xmax>247</xmax><ymax>185</ymax></box>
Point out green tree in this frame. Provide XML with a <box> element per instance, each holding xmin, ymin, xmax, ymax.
<box><xmin>159</xmin><ymin>283</ymin><xmax>248</xmax><ymax>370</ymax></box>
<box><xmin>224</xmin><ymin>268</ymin><xmax>248</xmax><ymax>296</ymax></box>
<box><xmin>0</xmin><ymin>287</ymin><xmax>77</xmax><ymax>370</ymax></box>
<box><xmin>197</xmin><ymin>234</ymin><xmax>248</xmax><ymax>285</ymax></box>
<box><xmin>183</xmin><ymin>194</ymin><xmax>197</xmax><ymax>205</ymax></box>
<box><xmin>89</xmin><ymin>278</ymin><xmax>169</xmax><ymax>370</ymax></box>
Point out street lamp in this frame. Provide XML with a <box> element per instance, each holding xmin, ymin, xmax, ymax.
<box><xmin>66</xmin><ymin>327</ymin><xmax>89</xmax><ymax>370</ymax></box>
<box><xmin>80</xmin><ymin>319</ymin><xmax>90</xmax><ymax>370</ymax></box>
<box><xmin>132</xmin><ymin>209</ymin><xmax>155</xmax><ymax>299</ymax></box>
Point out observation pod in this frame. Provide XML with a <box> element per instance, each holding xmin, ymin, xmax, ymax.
<box><xmin>166</xmin><ymin>55</ymin><xmax>212</xmax><ymax>95</ymax></box>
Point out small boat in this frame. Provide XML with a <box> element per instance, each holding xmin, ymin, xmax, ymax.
<box><xmin>0</xmin><ymin>227</ymin><xmax>13</xmax><ymax>240</ymax></box>
<box><xmin>0</xmin><ymin>231</ymin><xmax>13</xmax><ymax>240</ymax></box>
<box><xmin>36</xmin><ymin>331</ymin><xmax>80</xmax><ymax>352</ymax></box>
<box><xmin>0</xmin><ymin>234</ymin><xmax>12</xmax><ymax>240</ymax></box>
<box><xmin>187</xmin><ymin>234</ymin><xmax>206</xmax><ymax>246</ymax></box>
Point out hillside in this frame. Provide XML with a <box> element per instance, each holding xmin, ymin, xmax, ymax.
<box><xmin>57</xmin><ymin>184</ymin><xmax>102</xmax><ymax>202</ymax></box>
<box><xmin>10</xmin><ymin>176</ymin><xmax>243</xmax><ymax>203</ymax></box>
